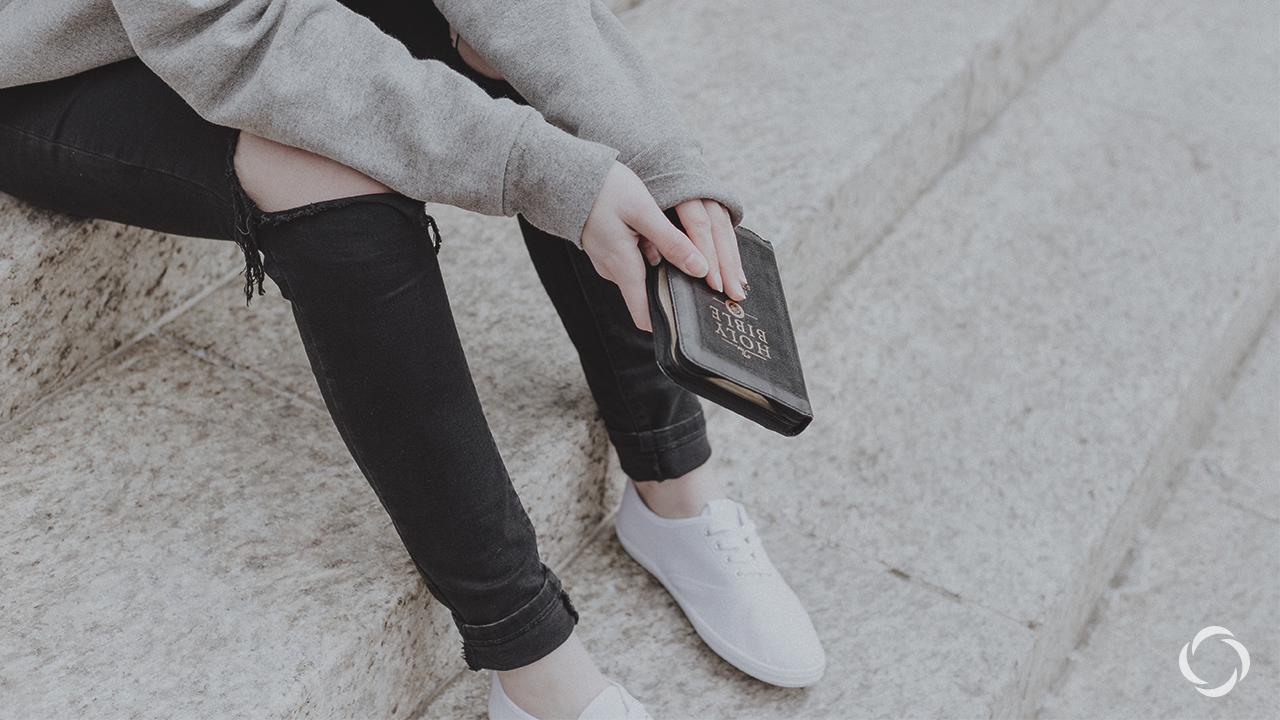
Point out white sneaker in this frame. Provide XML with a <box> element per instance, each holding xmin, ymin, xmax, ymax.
<box><xmin>488</xmin><ymin>672</ymin><xmax>652</xmax><ymax>720</ymax></box>
<box><xmin>615</xmin><ymin>483</ymin><xmax>825</xmax><ymax>687</ymax></box>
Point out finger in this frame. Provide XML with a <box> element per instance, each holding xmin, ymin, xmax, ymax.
<box><xmin>607</xmin><ymin>250</ymin><xmax>654</xmax><ymax>332</ymax></box>
<box><xmin>627</xmin><ymin>199</ymin><xmax>708</xmax><ymax>278</ymax></box>
<box><xmin>676</xmin><ymin>200</ymin><xmax>721</xmax><ymax>293</ymax></box>
<box><xmin>639</xmin><ymin>238</ymin><xmax>662</xmax><ymax>266</ymax></box>
<box><xmin>706</xmin><ymin>200</ymin><xmax>745</xmax><ymax>300</ymax></box>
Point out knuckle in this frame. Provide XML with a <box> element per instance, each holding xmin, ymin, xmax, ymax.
<box><xmin>684</xmin><ymin>215</ymin><xmax>712</xmax><ymax>233</ymax></box>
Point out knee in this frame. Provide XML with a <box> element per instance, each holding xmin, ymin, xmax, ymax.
<box><xmin>450</xmin><ymin>26</ymin><xmax>504</xmax><ymax>80</ymax></box>
<box><xmin>233</xmin><ymin>132</ymin><xmax>392</xmax><ymax>213</ymax></box>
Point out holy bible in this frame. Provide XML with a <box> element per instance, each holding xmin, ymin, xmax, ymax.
<box><xmin>646</xmin><ymin>225</ymin><xmax>813</xmax><ymax>436</ymax></box>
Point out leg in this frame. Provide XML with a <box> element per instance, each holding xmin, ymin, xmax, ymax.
<box><xmin>517</xmin><ymin>168</ymin><xmax>827</xmax><ymax>691</ymax></box>
<box><xmin>519</xmin><ymin>217</ymin><xmax>713</xmax><ymax>482</ymax></box>
<box><xmin>519</xmin><ymin>219</ymin><xmax>725</xmax><ymax>509</ymax></box>
<box><xmin>0</xmin><ymin>57</ymin><xmax>579</xmax><ymax>680</ymax></box>
<box><xmin>328</xmin><ymin>0</ymin><xmax>719</xmax><ymax>507</ymax></box>
<box><xmin>346</xmin><ymin>0</ymin><xmax>825</xmax><ymax>693</ymax></box>
<box><xmin>255</xmin><ymin>192</ymin><xmax>580</xmax><ymax>671</ymax></box>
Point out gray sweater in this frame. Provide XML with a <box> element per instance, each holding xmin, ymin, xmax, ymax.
<box><xmin>0</xmin><ymin>0</ymin><xmax>741</xmax><ymax>244</ymax></box>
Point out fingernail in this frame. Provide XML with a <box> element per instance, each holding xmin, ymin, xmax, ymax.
<box><xmin>687</xmin><ymin>253</ymin><xmax>708</xmax><ymax>277</ymax></box>
<box><xmin>739</xmin><ymin>271</ymin><xmax>748</xmax><ymax>286</ymax></box>
<box><xmin>647</xmin><ymin>254</ymin><xmax>661</xmax><ymax>266</ymax></box>
<box><xmin>711</xmin><ymin>273</ymin><xmax>723</xmax><ymax>292</ymax></box>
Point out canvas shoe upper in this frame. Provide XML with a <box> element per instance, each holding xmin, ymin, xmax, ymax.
<box><xmin>488</xmin><ymin>673</ymin><xmax>652</xmax><ymax>720</ymax></box>
<box><xmin>614</xmin><ymin>482</ymin><xmax>825</xmax><ymax>687</ymax></box>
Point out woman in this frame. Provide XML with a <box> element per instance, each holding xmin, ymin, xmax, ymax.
<box><xmin>0</xmin><ymin>1</ymin><xmax>824</xmax><ymax>717</ymax></box>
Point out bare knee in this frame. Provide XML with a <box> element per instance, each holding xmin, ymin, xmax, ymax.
<box><xmin>450</xmin><ymin>26</ymin><xmax>503</xmax><ymax>80</ymax></box>
<box><xmin>234</xmin><ymin>132</ymin><xmax>392</xmax><ymax>213</ymax></box>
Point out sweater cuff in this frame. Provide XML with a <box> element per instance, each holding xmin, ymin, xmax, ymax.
<box><xmin>624</xmin><ymin>141</ymin><xmax>745</xmax><ymax>227</ymax></box>
<box><xmin>504</xmin><ymin>115</ymin><xmax>619</xmax><ymax>246</ymax></box>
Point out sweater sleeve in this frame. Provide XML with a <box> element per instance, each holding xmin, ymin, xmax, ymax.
<box><xmin>436</xmin><ymin>0</ymin><xmax>744</xmax><ymax>226</ymax></box>
<box><xmin>107</xmin><ymin>0</ymin><xmax>618</xmax><ymax>243</ymax></box>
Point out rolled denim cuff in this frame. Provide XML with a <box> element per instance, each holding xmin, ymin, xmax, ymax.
<box><xmin>609</xmin><ymin>411</ymin><xmax>712</xmax><ymax>482</ymax></box>
<box><xmin>456</xmin><ymin>568</ymin><xmax>579</xmax><ymax>671</ymax></box>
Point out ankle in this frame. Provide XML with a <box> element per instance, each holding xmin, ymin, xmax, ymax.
<box><xmin>631</xmin><ymin>462</ymin><xmax>726</xmax><ymax>519</ymax></box>
<box><xmin>495</xmin><ymin>632</ymin><xmax>608</xmax><ymax>719</ymax></box>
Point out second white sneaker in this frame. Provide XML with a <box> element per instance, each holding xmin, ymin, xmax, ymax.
<box><xmin>488</xmin><ymin>673</ymin><xmax>652</xmax><ymax>720</ymax></box>
<box><xmin>614</xmin><ymin>483</ymin><xmax>825</xmax><ymax>687</ymax></box>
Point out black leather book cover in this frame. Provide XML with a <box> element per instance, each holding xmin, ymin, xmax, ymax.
<box><xmin>647</xmin><ymin>225</ymin><xmax>813</xmax><ymax>436</ymax></box>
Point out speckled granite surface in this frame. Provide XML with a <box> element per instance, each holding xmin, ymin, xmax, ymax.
<box><xmin>1043</xmin><ymin>314</ymin><xmax>1278</xmax><ymax>718</ymax></box>
<box><xmin>625</xmin><ymin>0</ymin><xmax>1109</xmax><ymax>318</ymax></box>
<box><xmin>734</xmin><ymin>49</ymin><xmax>1277</xmax><ymax>632</ymax></box>
<box><xmin>0</xmin><ymin>338</ymin><xmax>452</xmax><ymax>718</ymax></box>
<box><xmin>0</xmin><ymin>196</ymin><xmax>239</xmax><ymax>424</ymax></box>
<box><xmin>424</xmin><ymin>0</ymin><xmax>1278</xmax><ymax>716</ymax></box>
<box><xmin>696</xmin><ymin>9</ymin><xmax>1277</xmax><ymax>713</ymax></box>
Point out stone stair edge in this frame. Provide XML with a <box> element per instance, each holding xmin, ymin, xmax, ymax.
<box><xmin>0</xmin><ymin>201</ymin><xmax>242</xmax><ymax>428</ymax></box>
<box><xmin>781</xmin><ymin>0</ymin><xmax>1110</xmax><ymax>322</ymax></box>
<box><xmin>997</xmin><ymin>244</ymin><xmax>1280</xmax><ymax>717</ymax></box>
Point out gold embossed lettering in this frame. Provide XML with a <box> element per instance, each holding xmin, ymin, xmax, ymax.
<box><xmin>706</xmin><ymin>301</ymin><xmax>774</xmax><ymax>362</ymax></box>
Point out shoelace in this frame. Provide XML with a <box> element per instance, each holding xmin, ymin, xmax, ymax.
<box><xmin>705</xmin><ymin>517</ymin><xmax>773</xmax><ymax>578</ymax></box>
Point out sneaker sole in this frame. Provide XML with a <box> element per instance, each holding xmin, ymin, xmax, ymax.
<box><xmin>615</xmin><ymin>526</ymin><xmax>826</xmax><ymax>688</ymax></box>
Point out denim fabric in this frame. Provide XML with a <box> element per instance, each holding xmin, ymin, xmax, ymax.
<box><xmin>0</xmin><ymin>0</ymin><xmax>710</xmax><ymax>670</ymax></box>
<box><xmin>520</xmin><ymin>217</ymin><xmax>712</xmax><ymax>480</ymax></box>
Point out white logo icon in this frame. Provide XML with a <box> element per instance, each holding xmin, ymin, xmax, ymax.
<box><xmin>1179</xmin><ymin>626</ymin><xmax>1250</xmax><ymax>697</ymax></box>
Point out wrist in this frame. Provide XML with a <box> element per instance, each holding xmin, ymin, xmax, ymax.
<box><xmin>504</xmin><ymin>116</ymin><xmax>619</xmax><ymax>245</ymax></box>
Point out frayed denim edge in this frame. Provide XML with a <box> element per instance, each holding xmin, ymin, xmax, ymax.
<box><xmin>225</xmin><ymin>131</ymin><xmax>266</xmax><ymax>305</ymax></box>
<box><xmin>223</xmin><ymin>135</ymin><xmax>442</xmax><ymax>305</ymax></box>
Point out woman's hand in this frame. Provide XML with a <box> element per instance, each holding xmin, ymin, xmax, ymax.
<box><xmin>582</xmin><ymin>162</ymin><xmax>712</xmax><ymax>331</ymax></box>
<box><xmin>636</xmin><ymin>199</ymin><xmax>745</xmax><ymax>302</ymax></box>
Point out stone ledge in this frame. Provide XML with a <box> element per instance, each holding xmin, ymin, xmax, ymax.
<box><xmin>0</xmin><ymin>338</ymin><xmax>449</xmax><ymax>718</ymax></box>
<box><xmin>1041</xmin><ymin>314</ymin><xmax>1279</xmax><ymax>718</ymax></box>
<box><xmin>627</xmin><ymin>0</ymin><xmax>1109</xmax><ymax>320</ymax></box>
<box><xmin>0</xmin><ymin>195</ymin><xmax>240</xmax><ymax>425</ymax></box>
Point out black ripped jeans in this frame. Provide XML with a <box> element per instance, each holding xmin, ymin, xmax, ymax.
<box><xmin>0</xmin><ymin>1</ymin><xmax>709</xmax><ymax>671</ymax></box>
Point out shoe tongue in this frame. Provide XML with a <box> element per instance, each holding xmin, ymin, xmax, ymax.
<box><xmin>703</xmin><ymin>499</ymin><xmax>742</xmax><ymax>528</ymax></box>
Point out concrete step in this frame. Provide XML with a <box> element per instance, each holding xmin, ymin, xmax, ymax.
<box><xmin>1041</xmin><ymin>312</ymin><xmax>1278</xmax><ymax>718</ymax></box>
<box><xmin>0</xmin><ymin>198</ymin><xmax>239</xmax><ymax>424</ymax></box>
<box><xmin>425</xmin><ymin>0</ymin><xmax>1279</xmax><ymax>715</ymax></box>
<box><xmin>1</xmin><ymin>0</ymin><xmax>1150</xmax><ymax>717</ymax></box>
<box><xmin>628</xmin><ymin>0</ymin><xmax>1109</xmax><ymax>319</ymax></box>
